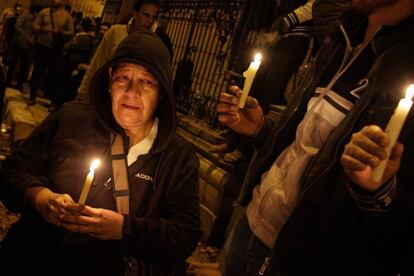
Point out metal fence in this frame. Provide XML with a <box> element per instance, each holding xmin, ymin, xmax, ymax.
<box><xmin>99</xmin><ymin>0</ymin><xmax>243</xmax><ymax>124</ymax></box>
<box><xmin>159</xmin><ymin>0</ymin><xmax>243</xmax><ymax>125</ymax></box>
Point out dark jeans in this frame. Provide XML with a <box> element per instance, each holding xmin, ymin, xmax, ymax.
<box><xmin>6</xmin><ymin>45</ymin><xmax>32</xmax><ymax>89</ymax></box>
<box><xmin>223</xmin><ymin>215</ymin><xmax>271</xmax><ymax>276</ymax></box>
<box><xmin>29</xmin><ymin>44</ymin><xmax>60</xmax><ymax>100</ymax></box>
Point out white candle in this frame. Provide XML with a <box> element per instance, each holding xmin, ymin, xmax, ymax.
<box><xmin>239</xmin><ymin>53</ymin><xmax>262</xmax><ymax>108</ymax></box>
<box><xmin>78</xmin><ymin>159</ymin><xmax>101</xmax><ymax>205</ymax></box>
<box><xmin>372</xmin><ymin>85</ymin><xmax>414</xmax><ymax>182</ymax></box>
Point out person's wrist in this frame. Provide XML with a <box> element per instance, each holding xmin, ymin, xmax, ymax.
<box><xmin>26</xmin><ymin>187</ymin><xmax>52</xmax><ymax>214</ymax></box>
<box><xmin>348</xmin><ymin>176</ymin><xmax>397</xmax><ymax>214</ymax></box>
<box><xmin>252</xmin><ymin>116</ymin><xmax>265</xmax><ymax>137</ymax></box>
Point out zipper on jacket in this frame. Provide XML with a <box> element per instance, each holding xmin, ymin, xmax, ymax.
<box><xmin>234</xmin><ymin>23</ymin><xmax>369</xmax><ymax>207</ymax></box>
<box><xmin>299</xmin><ymin>26</ymin><xmax>382</xmax><ymax>200</ymax></box>
<box><xmin>258</xmin><ymin>256</ymin><xmax>271</xmax><ymax>275</ymax></box>
<box><xmin>233</xmin><ymin>36</ymin><xmax>320</xmax><ymax>207</ymax></box>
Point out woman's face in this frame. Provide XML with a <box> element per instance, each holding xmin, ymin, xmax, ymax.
<box><xmin>109</xmin><ymin>63</ymin><xmax>160</xmax><ymax>131</ymax></box>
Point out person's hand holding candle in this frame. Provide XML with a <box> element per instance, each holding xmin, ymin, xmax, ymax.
<box><xmin>60</xmin><ymin>204</ymin><xmax>124</xmax><ymax>239</ymax></box>
<box><xmin>371</xmin><ymin>85</ymin><xmax>414</xmax><ymax>182</ymax></box>
<box><xmin>218</xmin><ymin>85</ymin><xmax>265</xmax><ymax>137</ymax></box>
<box><xmin>340</xmin><ymin>84</ymin><xmax>413</xmax><ymax>192</ymax></box>
<box><xmin>25</xmin><ymin>186</ymin><xmax>75</xmax><ymax>228</ymax></box>
<box><xmin>341</xmin><ymin>125</ymin><xmax>404</xmax><ymax>192</ymax></box>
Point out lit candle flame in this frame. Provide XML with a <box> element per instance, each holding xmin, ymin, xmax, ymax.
<box><xmin>254</xmin><ymin>53</ymin><xmax>262</xmax><ymax>62</ymax></box>
<box><xmin>405</xmin><ymin>84</ymin><xmax>414</xmax><ymax>100</ymax></box>
<box><xmin>90</xmin><ymin>159</ymin><xmax>100</xmax><ymax>171</ymax></box>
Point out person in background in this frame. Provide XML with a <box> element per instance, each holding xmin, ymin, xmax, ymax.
<box><xmin>0</xmin><ymin>30</ymin><xmax>201</xmax><ymax>275</ymax></box>
<box><xmin>64</xmin><ymin>4</ymin><xmax>72</xmax><ymax>14</ymax></box>
<box><xmin>91</xmin><ymin>21</ymin><xmax>111</xmax><ymax>56</ymax></box>
<box><xmin>73</xmin><ymin>11</ymin><xmax>83</xmax><ymax>32</ymax></box>
<box><xmin>0</xmin><ymin>3</ymin><xmax>22</xmax><ymax>25</ymax></box>
<box><xmin>0</xmin><ymin>59</ymin><xmax>6</xmax><ymax>116</ymax></box>
<box><xmin>6</xmin><ymin>4</ymin><xmax>42</xmax><ymax>90</ymax></box>
<box><xmin>218</xmin><ymin>0</ymin><xmax>414</xmax><ymax>274</ymax></box>
<box><xmin>77</xmin><ymin>0</ymin><xmax>173</xmax><ymax>100</ymax></box>
<box><xmin>73</xmin><ymin>22</ymin><xmax>111</xmax><ymax>82</ymax></box>
<box><xmin>250</xmin><ymin>0</ymin><xmax>314</xmax><ymax>113</ymax></box>
<box><xmin>47</xmin><ymin>18</ymin><xmax>94</xmax><ymax>110</ymax></box>
<box><xmin>0</xmin><ymin>3</ymin><xmax>23</xmax><ymax>64</ymax></box>
<box><xmin>28</xmin><ymin>0</ymin><xmax>74</xmax><ymax>105</ymax></box>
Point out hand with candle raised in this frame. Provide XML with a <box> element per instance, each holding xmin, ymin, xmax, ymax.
<box><xmin>217</xmin><ymin>85</ymin><xmax>264</xmax><ymax>137</ymax></box>
<box><xmin>341</xmin><ymin>125</ymin><xmax>404</xmax><ymax>192</ymax></box>
<box><xmin>60</xmin><ymin>204</ymin><xmax>123</xmax><ymax>240</ymax></box>
<box><xmin>25</xmin><ymin>186</ymin><xmax>75</xmax><ymax>228</ymax></box>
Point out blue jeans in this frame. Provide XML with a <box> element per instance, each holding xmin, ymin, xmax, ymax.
<box><xmin>223</xmin><ymin>215</ymin><xmax>271</xmax><ymax>276</ymax></box>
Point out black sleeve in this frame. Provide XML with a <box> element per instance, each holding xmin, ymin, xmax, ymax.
<box><xmin>121</xmin><ymin>141</ymin><xmax>201</xmax><ymax>272</ymax></box>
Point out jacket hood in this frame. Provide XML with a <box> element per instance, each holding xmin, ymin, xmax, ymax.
<box><xmin>89</xmin><ymin>30</ymin><xmax>176</xmax><ymax>152</ymax></box>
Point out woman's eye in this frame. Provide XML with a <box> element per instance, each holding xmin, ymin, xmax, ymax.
<box><xmin>142</xmin><ymin>79</ymin><xmax>157</xmax><ymax>88</ymax></box>
<box><xmin>114</xmin><ymin>74</ymin><xmax>129</xmax><ymax>82</ymax></box>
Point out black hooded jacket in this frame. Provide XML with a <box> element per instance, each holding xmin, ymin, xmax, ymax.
<box><xmin>235</xmin><ymin>11</ymin><xmax>414</xmax><ymax>275</ymax></box>
<box><xmin>0</xmin><ymin>30</ymin><xmax>201</xmax><ymax>275</ymax></box>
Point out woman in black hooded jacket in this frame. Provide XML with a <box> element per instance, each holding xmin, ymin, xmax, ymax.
<box><xmin>0</xmin><ymin>30</ymin><xmax>201</xmax><ymax>275</ymax></box>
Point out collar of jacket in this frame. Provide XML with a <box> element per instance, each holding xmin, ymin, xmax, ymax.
<box><xmin>127</xmin><ymin>17</ymin><xmax>134</xmax><ymax>34</ymax></box>
<box><xmin>127</xmin><ymin>18</ymin><xmax>159</xmax><ymax>34</ymax></box>
<box><xmin>339</xmin><ymin>10</ymin><xmax>414</xmax><ymax>55</ymax></box>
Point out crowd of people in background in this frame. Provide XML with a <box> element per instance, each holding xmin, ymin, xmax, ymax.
<box><xmin>0</xmin><ymin>0</ymin><xmax>111</xmax><ymax>110</ymax></box>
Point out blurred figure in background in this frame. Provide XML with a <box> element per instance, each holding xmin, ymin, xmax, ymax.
<box><xmin>0</xmin><ymin>3</ymin><xmax>22</xmax><ymax>25</ymax></box>
<box><xmin>6</xmin><ymin>5</ymin><xmax>42</xmax><ymax>90</ymax></box>
<box><xmin>250</xmin><ymin>0</ymin><xmax>314</xmax><ymax>113</ymax></box>
<box><xmin>0</xmin><ymin>3</ymin><xmax>23</xmax><ymax>64</ymax></box>
<box><xmin>91</xmin><ymin>21</ymin><xmax>111</xmax><ymax>56</ymax></box>
<box><xmin>77</xmin><ymin>0</ymin><xmax>173</xmax><ymax>100</ymax></box>
<box><xmin>47</xmin><ymin>18</ymin><xmax>94</xmax><ymax>110</ymax></box>
<box><xmin>28</xmin><ymin>0</ymin><xmax>74</xmax><ymax>105</ymax></box>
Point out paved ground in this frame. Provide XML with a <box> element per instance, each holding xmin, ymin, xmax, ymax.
<box><xmin>0</xmin><ymin>129</ymin><xmax>19</xmax><ymax>242</ymax></box>
<box><xmin>0</xmin><ymin>202</ymin><xmax>19</xmax><ymax>242</ymax></box>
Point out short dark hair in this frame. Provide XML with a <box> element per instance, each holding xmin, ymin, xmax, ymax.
<box><xmin>80</xmin><ymin>18</ymin><xmax>92</xmax><ymax>32</ymax></box>
<box><xmin>133</xmin><ymin>0</ymin><xmax>159</xmax><ymax>12</ymax></box>
<box><xmin>14</xmin><ymin>3</ymin><xmax>22</xmax><ymax>9</ymax></box>
<box><xmin>30</xmin><ymin>4</ymin><xmax>42</xmax><ymax>14</ymax></box>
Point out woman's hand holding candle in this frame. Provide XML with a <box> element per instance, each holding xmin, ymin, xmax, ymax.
<box><xmin>25</xmin><ymin>186</ymin><xmax>75</xmax><ymax>228</ymax></box>
<box><xmin>60</xmin><ymin>204</ymin><xmax>124</xmax><ymax>239</ymax></box>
